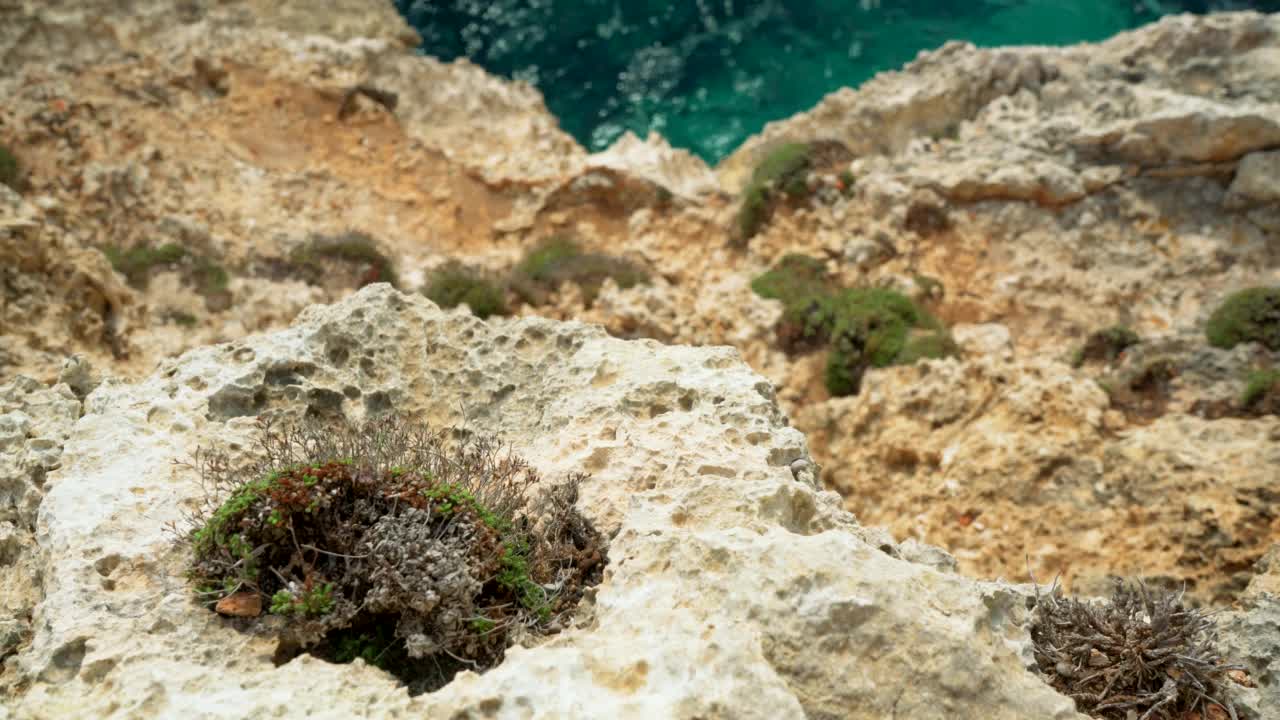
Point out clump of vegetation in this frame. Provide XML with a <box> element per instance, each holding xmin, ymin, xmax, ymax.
<box><xmin>1242</xmin><ymin>368</ymin><xmax>1280</xmax><ymax>410</ymax></box>
<box><xmin>1206</xmin><ymin>287</ymin><xmax>1280</xmax><ymax>351</ymax></box>
<box><xmin>824</xmin><ymin>288</ymin><xmax>951</xmax><ymax>397</ymax></box>
<box><xmin>179</xmin><ymin>414</ymin><xmax>605</xmax><ymax>694</ymax></box>
<box><xmin>511</xmin><ymin>235</ymin><xmax>647</xmax><ymax>307</ymax></box>
<box><xmin>290</xmin><ymin>231</ymin><xmax>400</xmax><ymax>289</ymax></box>
<box><xmin>750</xmin><ymin>255</ymin><xmax>957</xmax><ymax>396</ymax></box>
<box><xmin>104</xmin><ymin>243</ymin><xmax>231</xmax><ymax>309</ymax></box>
<box><xmin>423</xmin><ymin>262</ymin><xmax>509</xmax><ymax>319</ymax></box>
<box><xmin>1072</xmin><ymin>326</ymin><xmax>1141</xmax><ymax>368</ymax></box>
<box><xmin>0</xmin><ymin>143</ymin><xmax>19</xmax><ymax>190</ymax></box>
<box><xmin>750</xmin><ymin>254</ymin><xmax>836</xmax><ymax>353</ymax></box>
<box><xmin>165</xmin><ymin>310</ymin><xmax>199</xmax><ymax>328</ymax></box>
<box><xmin>1031</xmin><ymin>580</ymin><xmax>1240</xmax><ymax>720</ymax></box>
<box><xmin>736</xmin><ymin>142</ymin><xmax>814</xmax><ymax>243</ymax></box>
<box><xmin>105</xmin><ymin>243</ymin><xmax>188</xmax><ymax>286</ymax></box>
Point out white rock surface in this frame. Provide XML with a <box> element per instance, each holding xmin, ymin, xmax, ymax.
<box><xmin>3</xmin><ymin>286</ymin><xmax>1083</xmax><ymax>719</ymax></box>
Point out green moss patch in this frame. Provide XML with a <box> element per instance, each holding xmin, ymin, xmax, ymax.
<box><xmin>512</xmin><ymin>235</ymin><xmax>647</xmax><ymax>307</ymax></box>
<box><xmin>0</xmin><ymin>143</ymin><xmax>20</xmax><ymax>191</ymax></box>
<box><xmin>105</xmin><ymin>244</ymin><xmax>188</xmax><ymax>286</ymax></box>
<box><xmin>183</xmin><ymin>415</ymin><xmax>604</xmax><ymax>695</ymax></box>
<box><xmin>824</xmin><ymin>288</ymin><xmax>947</xmax><ymax>397</ymax></box>
<box><xmin>1242</xmin><ymin>368</ymin><xmax>1280</xmax><ymax>411</ymax></box>
<box><xmin>423</xmin><ymin>262</ymin><xmax>509</xmax><ymax>319</ymax></box>
<box><xmin>290</xmin><ymin>231</ymin><xmax>400</xmax><ymax>289</ymax></box>
<box><xmin>1206</xmin><ymin>287</ymin><xmax>1280</xmax><ymax>351</ymax></box>
<box><xmin>750</xmin><ymin>254</ymin><xmax>958</xmax><ymax>397</ymax></box>
<box><xmin>105</xmin><ymin>243</ymin><xmax>231</xmax><ymax>309</ymax></box>
<box><xmin>750</xmin><ymin>254</ymin><xmax>835</xmax><ymax>353</ymax></box>
<box><xmin>736</xmin><ymin>142</ymin><xmax>814</xmax><ymax>243</ymax></box>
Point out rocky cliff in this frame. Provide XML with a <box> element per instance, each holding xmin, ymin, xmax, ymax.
<box><xmin>1</xmin><ymin>2</ymin><xmax>1278</xmax><ymax>718</ymax></box>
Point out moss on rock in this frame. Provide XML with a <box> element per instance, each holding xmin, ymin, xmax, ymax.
<box><xmin>423</xmin><ymin>262</ymin><xmax>509</xmax><ymax>319</ymax></box>
<box><xmin>736</xmin><ymin>142</ymin><xmax>813</xmax><ymax>243</ymax></box>
<box><xmin>1206</xmin><ymin>287</ymin><xmax>1280</xmax><ymax>351</ymax></box>
<box><xmin>512</xmin><ymin>235</ymin><xmax>647</xmax><ymax>307</ymax></box>
<box><xmin>0</xmin><ymin>143</ymin><xmax>19</xmax><ymax>190</ymax></box>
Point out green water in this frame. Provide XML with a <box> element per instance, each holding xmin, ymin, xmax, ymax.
<box><xmin>393</xmin><ymin>1</ymin><xmax>1279</xmax><ymax>162</ymax></box>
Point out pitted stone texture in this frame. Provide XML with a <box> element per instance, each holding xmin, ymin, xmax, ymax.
<box><xmin>0</xmin><ymin>376</ymin><xmax>81</xmax><ymax>663</ymax></box>
<box><xmin>6</xmin><ymin>286</ymin><xmax>1082</xmax><ymax>719</ymax></box>
<box><xmin>795</xmin><ymin>348</ymin><xmax>1280</xmax><ymax>604</ymax></box>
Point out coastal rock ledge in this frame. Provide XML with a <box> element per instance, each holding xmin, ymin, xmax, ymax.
<box><xmin>1</xmin><ymin>286</ymin><xmax>1082</xmax><ymax>719</ymax></box>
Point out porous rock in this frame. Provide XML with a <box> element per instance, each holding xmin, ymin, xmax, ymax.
<box><xmin>4</xmin><ymin>286</ymin><xmax>1081</xmax><ymax>719</ymax></box>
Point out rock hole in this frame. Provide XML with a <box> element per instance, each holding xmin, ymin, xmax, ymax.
<box><xmin>206</xmin><ymin>385</ymin><xmax>268</xmax><ymax>420</ymax></box>
<box><xmin>265</xmin><ymin>362</ymin><xmax>316</xmax><ymax>387</ymax></box>
<box><xmin>327</xmin><ymin>343</ymin><xmax>351</xmax><ymax>367</ymax></box>
<box><xmin>364</xmin><ymin>390</ymin><xmax>394</xmax><ymax>414</ymax></box>
<box><xmin>40</xmin><ymin>637</ymin><xmax>87</xmax><ymax>683</ymax></box>
<box><xmin>94</xmin><ymin>554</ymin><xmax>123</xmax><ymax>577</ymax></box>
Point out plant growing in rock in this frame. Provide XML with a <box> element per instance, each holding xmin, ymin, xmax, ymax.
<box><xmin>105</xmin><ymin>243</ymin><xmax>232</xmax><ymax>310</ymax></box>
<box><xmin>750</xmin><ymin>255</ymin><xmax>958</xmax><ymax>396</ymax></box>
<box><xmin>1030</xmin><ymin>580</ymin><xmax>1240</xmax><ymax>720</ymax></box>
<box><xmin>1071</xmin><ymin>326</ymin><xmax>1141</xmax><ymax>368</ymax></box>
<box><xmin>750</xmin><ymin>254</ymin><xmax>836</xmax><ymax>353</ymax></box>
<box><xmin>290</xmin><ymin>231</ymin><xmax>400</xmax><ymax>289</ymax></box>
<box><xmin>823</xmin><ymin>287</ymin><xmax>952</xmax><ymax>397</ymax></box>
<box><xmin>1241</xmin><ymin>368</ymin><xmax>1280</xmax><ymax>413</ymax></box>
<box><xmin>104</xmin><ymin>243</ymin><xmax>188</xmax><ymax>286</ymax></box>
<box><xmin>1206</xmin><ymin>287</ymin><xmax>1280</xmax><ymax>351</ymax></box>
<box><xmin>178</xmin><ymin>414</ymin><xmax>605</xmax><ymax>694</ymax></box>
<box><xmin>422</xmin><ymin>262</ymin><xmax>509</xmax><ymax>319</ymax></box>
<box><xmin>0</xmin><ymin>143</ymin><xmax>19</xmax><ymax>190</ymax></box>
<box><xmin>511</xmin><ymin>235</ymin><xmax>647</xmax><ymax>307</ymax></box>
<box><xmin>736</xmin><ymin>142</ymin><xmax>813</xmax><ymax>243</ymax></box>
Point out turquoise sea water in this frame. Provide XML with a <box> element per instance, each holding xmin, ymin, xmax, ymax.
<box><xmin>393</xmin><ymin>1</ymin><xmax>1279</xmax><ymax>162</ymax></box>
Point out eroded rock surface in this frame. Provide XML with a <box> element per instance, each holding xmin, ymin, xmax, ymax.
<box><xmin>2</xmin><ymin>286</ymin><xmax>1082</xmax><ymax>719</ymax></box>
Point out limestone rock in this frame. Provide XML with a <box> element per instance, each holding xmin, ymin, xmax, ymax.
<box><xmin>4</xmin><ymin>286</ymin><xmax>1083</xmax><ymax>719</ymax></box>
<box><xmin>588</xmin><ymin>131</ymin><xmax>721</xmax><ymax>199</ymax></box>
<box><xmin>0</xmin><ymin>376</ymin><xmax>82</xmax><ymax>661</ymax></box>
<box><xmin>1226</xmin><ymin>150</ymin><xmax>1280</xmax><ymax>209</ymax></box>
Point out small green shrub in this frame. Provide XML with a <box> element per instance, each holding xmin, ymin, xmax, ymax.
<box><xmin>750</xmin><ymin>254</ymin><xmax>836</xmax><ymax>352</ymax></box>
<box><xmin>423</xmin><ymin>262</ymin><xmax>508</xmax><ymax>319</ymax></box>
<box><xmin>291</xmin><ymin>231</ymin><xmax>400</xmax><ymax>289</ymax></box>
<box><xmin>0</xmin><ymin>144</ymin><xmax>19</xmax><ymax>190</ymax></box>
<box><xmin>166</xmin><ymin>311</ymin><xmax>199</xmax><ymax>328</ymax></box>
<box><xmin>1072</xmin><ymin>325</ymin><xmax>1140</xmax><ymax>368</ymax></box>
<box><xmin>105</xmin><ymin>243</ymin><xmax>230</xmax><ymax>309</ymax></box>
<box><xmin>1242</xmin><ymin>368</ymin><xmax>1280</xmax><ymax>408</ymax></box>
<box><xmin>105</xmin><ymin>243</ymin><xmax>188</xmax><ymax>287</ymax></box>
<box><xmin>824</xmin><ymin>288</ymin><xmax>943</xmax><ymax>397</ymax></box>
<box><xmin>736</xmin><ymin>142</ymin><xmax>813</xmax><ymax>242</ymax></box>
<box><xmin>180</xmin><ymin>415</ymin><xmax>604</xmax><ymax>695</ymax></box>
<box><xmin>1206</xmin><ymin>287</ymin><xmax>1280</xmax><ymax>351</ymax></box>
<box><xmin>897</xmin><ymin>331</ymin><xmax>960</xmax><ymax>364</ymax></box>
<box><xmin>750</xmin><ymin>255</ymin><xmax>956</xmax><ymax>395</ymax></box>
<box><xmin>512</xmin><ymin>236</ymin><xmax>647</xmax><ymax>307</ymax></box>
